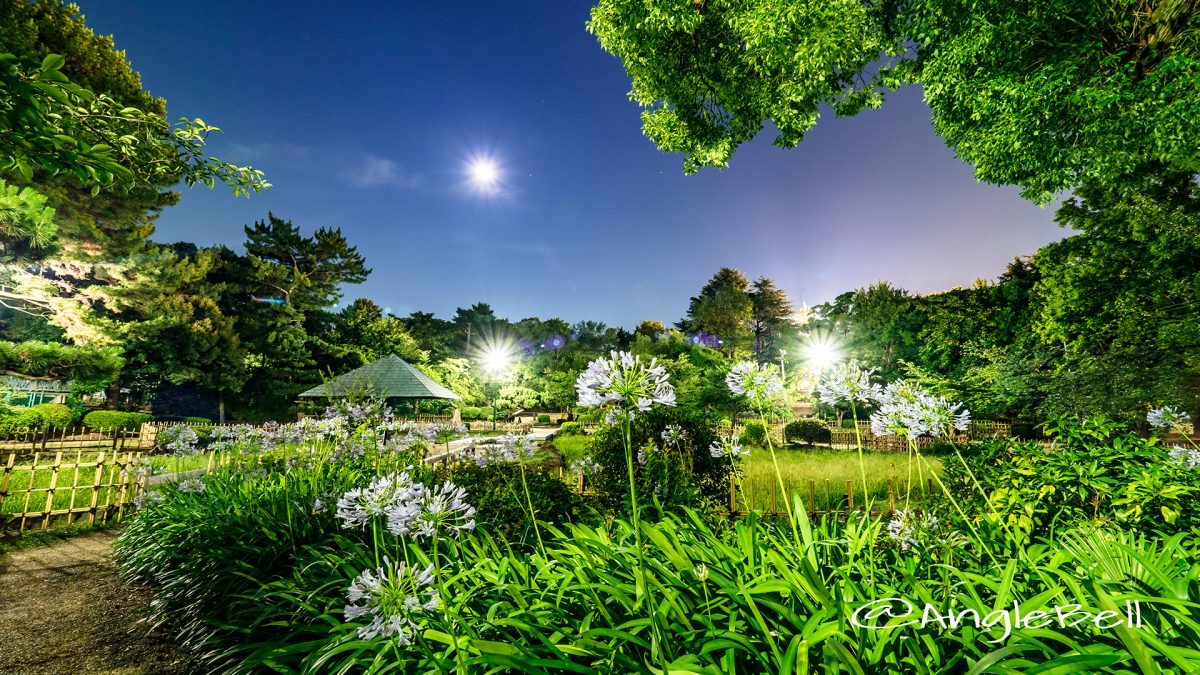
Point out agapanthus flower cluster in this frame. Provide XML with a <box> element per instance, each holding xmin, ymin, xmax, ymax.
<box><xmin>816</xmin><ymin>362</ymin><xmax>883</xmax><ymax>406</ymax></box>
<box><xmin>1148</xmin><ymin>406</ymin><xmax>1191</xmax><ymax>431</ymax></box>
<box><xmin>134</xmin><ymin>490</ymin><xmax>164</xmax><ymax>508</ymax></box>
<box><xmin>158</xmin><ymin>425</ymin><xmax>200</xmax><ymax>456</ymax></box>
<box><xmin>661</xmin><ymin>424</ymin><xmax>687</xmax><ymax>446</ymax></box>
<box><xmin>887</xmin><ymin>509</ymin><xmax>944</xmax><ymax>551</ymax></box>
<box><xmin>725</xmin><ymin>361</ymin><xmax>785</xmax><ymax>405</ymax></box>
<box><xmin>177</xmin><ymin>478</ymin><xmax>206</xmax><ymax>494</ymax></box>
<box><xmin>576</xmin><ymin>351</ymin><xmax>676</xmax><ymax>421</ymax></box>
<box><xmin>869</xmin><ymin>381</ymin><xmax>970</xmax><ymax>439</ymax></box>
<box><xmin>1167</xmin><ymin>445</ymin><xmax>1200</xmax><ymax>470</ymax></box>
<box><xmin>569</xmin><ymin>456</ymin><xmax>601</xmax><ymax>475</ymax></box>
<box><xmin>335</xmin><ymin>472</ymin><xmax>417</xmax><ymax>529</ymax></box>
<box><xmin>344</xmin><ymin>557</ymin><xmax>439</xmax><ymax>643</ymax></box>
<box><xmin>392</xmin><ymin>482</ymin><xmax>477</xmax><ymax>539</ymax></box>
<box><xmin>325</xmin><ymin>399</ymin><xmax>392</xmax><ymax>424</ymax></box>
<box><xmin>709</xmin><ymin>435</ymin><xmax>748</xmax><ymax>459</ymax></box>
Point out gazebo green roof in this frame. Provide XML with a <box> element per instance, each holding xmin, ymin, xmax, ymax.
<box><xmin>298</xmin><ymin>354</ymin><xmax>459</xmax><ymax>400</ymax></box>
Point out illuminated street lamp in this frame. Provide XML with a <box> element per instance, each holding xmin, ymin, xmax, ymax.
<box><xmin>479</xmin><ymin>343</ymin><xmax>512</xmax><ymax>429</ymax></box>
<box><xmin>804</xmin><ymin>337</ymin><xmax>840</xmax><ymax>371</ymax></box>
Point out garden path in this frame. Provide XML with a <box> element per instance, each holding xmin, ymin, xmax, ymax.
<box><xmin>0</xmin><ymin>529</ymin><xmax>188</xmax><ymax>674</ymax></box>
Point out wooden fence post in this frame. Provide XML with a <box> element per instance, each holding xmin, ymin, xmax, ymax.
<box><xmin>0</xmin><ymin>453</ymin><xmax>13</xmax><ymax>517</ymax></box>
<box><xmin>846</xmin><ymin>480</ymin><xmax>854</xmax><ymax>512</ymax></box>
<box><xmin>40</xmin><ymin>451</ymin><xmax>64</xmax><ymax>531</ymax></box>
<box><xmin>88</xmin><ymin>452</ymin><xmax>105</xmax><ymax>526</ymax></box>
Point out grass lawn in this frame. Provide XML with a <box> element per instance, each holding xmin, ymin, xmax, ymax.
<box><xmin>1</xmin><ymin>452</ymin><xmax>215</xmax><ymax>518</ymax></box>
<box><xmin>552</xmin><ymin>433</ymin><xmax>944</xmax><ymax>512</ymax></box>
<box><xmin>551</xmin><ymin>434</ymin><xmax>593</xmax><ymax>464</ymax></box>
<box><xmin>738</xmin><ymin>446</ymin><xmax>944</xmax><ymax>513</ymax></box>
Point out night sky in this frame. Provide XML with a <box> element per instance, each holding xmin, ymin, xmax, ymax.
<box><xmin>80</xmin><ymin>2</ymin><xmax>1066</xmax><ymax>328</ymax></box>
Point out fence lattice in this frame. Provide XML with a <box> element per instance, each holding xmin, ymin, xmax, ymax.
<box><xmin>0</xmin><ymin>449</ymin><xmax>144</xmax><ymax>532</ymax></box>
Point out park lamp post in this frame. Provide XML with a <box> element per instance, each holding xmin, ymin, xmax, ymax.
<box><xmin>481</xmin><ymin>346</ymin><xmax>511</xmax><ymax>430</ymax></box>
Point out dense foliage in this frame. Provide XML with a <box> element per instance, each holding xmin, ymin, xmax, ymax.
<box><xmin>115</xmin><ymin>406</ymin><xmax>1200</xmax><ymax>673</ymax></box>
<box><xmin>588</xmin><ymin>0</ymin><xmax>1200</xmax><ymax>203</ymax></box>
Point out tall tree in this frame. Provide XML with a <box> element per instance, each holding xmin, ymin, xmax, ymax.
<box><xmin>588</xmin><ymin>0</ymin><xmax>1200</xmax><ymax>202</ymax></box>
<box><xmin>1032</xmin><ymin>173</ymin><xmax>1200</xmax><ymax>420</ymax></box>
<box><xmin>749</xmin><ymin>276</ymin><xmax>794</xmax><ymax>361</ymax></box>
<box><xmin>684</xmin><ymin>267</ymin><xmax>753</xmax><ymax>352</ymax></box>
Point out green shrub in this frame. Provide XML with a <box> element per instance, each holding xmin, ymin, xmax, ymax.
<box><xmin>558</xmin><ymin>421</ymin><xmax>582</xmax><ymax>435</ymax></box>
<box><xmin>433</xmin><ymin>462</ymin><xmax>589</xmax><ymax>539</ymax></box>
<box><xmin>576</xmin><ymin>410</ymin><xmax>600</xmax><ymax>425</ymax></box>
<box><xmin>458</xmin><ymin>406</ymin><xmax>487</xmax><ymax>421</ymax></box>
<box><xmin>738</xmin><ymin>419</ymin><xmax>769</xmax><ymax>447</ymax></box>
<box><xmin>0</xmin><ymin>407</ymin><xmax>46</xmax><ymax>433</ymax></box>
<box><xmin>82</xmin><ymin>410</ymin><xmax>153</xmax><ymax>431</ymax></box>
<box><xmin>841</xmin><ymin>418</ymin><xmax>858</xmax><ymax>429</ymax></box>
<box><xmin>536</xmin><ymin>413</ymin><xmax>552</xmax><ymax>424</ymax></box>
<box><xmin>184</xmin><ymin>416</ymin><xmax>212</xmax><ymax>424</ymax></box>
<box><xmin>590</xmin><ymin>407</ymin><xmax>730</xmax><ymax>516</ymax></box>
<box><xmin>943</xmin><ymin>415</ymin><xmax>1200</xmax><ymax>538</ymax></box>
<box><xmin>30</xmin><ymin>403</ymin><xmax>73</xmax><ymax>428</ymax></box>
<box><xmin>784</xmin><ymin>418</ymin><xmax>831</xmax><ymax>446</ymax></box>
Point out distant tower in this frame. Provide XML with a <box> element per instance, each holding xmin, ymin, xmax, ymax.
<box><xmin>794</xmin><ymin>302</ymin><xmax>812</xmax><ymax>325</ymax></box>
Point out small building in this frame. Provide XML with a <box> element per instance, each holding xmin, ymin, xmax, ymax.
<box><xmin>3</xmin><ymin>374</ymin><xmax>72</xmax><ymax>406</ymax></box>
<box><xmin>298</xmin><ymin>354</ymin><xmax>459</xmax><ymax>412</ymax></box>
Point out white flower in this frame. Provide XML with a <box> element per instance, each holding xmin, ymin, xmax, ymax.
<box><xmin>887</xmin><ymin>509</ymin><xmax>941</xmax><ymax>551</ymax></box>
<box><xmin>392</xmin><ymin>481</ymin><xmax>477</xmax><ymax>539</ymax></box>
<box><xmin>709</xmin><ymin>435</ymin><xmax>747</xmax><ymax>459</ymax></box>
<box><xmin>661</xmin><ymin>424</ymin><xmax>687</xmax><ymax>446</ymax></box>
<box><xmin>726</xmin><ymin>361</ymin><xmax>785</xmax><ymax>405</ymax></box>
<box><xmin>576</xmin><ymin>351</ymin><xmax>676</xmax><ymax>418</ymax></box>
<box><xmin>1148</xmin><ymin>406</ymin><xmax>1191</xmax><ymax>430</ymax></box>
<box><xmin>344</xmin><ymin>557</ymin><xmax>439</xmax><ymax>642</ymax></box>
<box><xmin>177</xmin><ymin>478</ymin><xmax>206</xmax><ymax>494</ymax></box>
<box><xmin>1167</xmin><ymin>445</ymin><xmax>1200</xmax><ymax>470</ymax></box>
<box><xmin>817</xmin><ymin>363</ymin><xmax>882</xmax><ymax>406</ymax></box>
<box><xmin>335</xmin><ymin>472</ymin><xmax>417</xmax><ymax>529</ymax></box>
<box><xmin>568</xmin><ymin>456</ymin><xmax>601</xmax><ymax>475</ymax></box>
<box><xmin>134</xmin><ymin>491</ymin><xmax>164</xmax><ymax>508</ymax></box>
<box><xmin>869</xmin><ymin>381</ymin><xmax>970</xmax><ymax>439</ymax></box>
<box><xmin>160</xmin><ymin>426</ymin><xmax>200</xmax><ymax>456</ymax></box>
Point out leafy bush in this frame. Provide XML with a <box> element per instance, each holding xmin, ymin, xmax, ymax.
<box><xmin>536</xmin><ymin>413</ymin><xmax>551</xmax><ymax>424</ymax></box>
<box><xmin>589</xmin><ymin>407</ymin><xmax>730</xmax><ymax>516</ymax></box>
<box><xmin>458</xmin><ymin>406</ymin><xmax>487</xmax><ymax>421</ymax></box>
<box><xmin>82</xmin><ymin>410</ymin><xmax>153</xmax><ymax>431</ymax></box>
<box><xmin>784</xmin><ymin>418</ymin><xmax>831</xmax><ymax>446</ymax></box>
<box><xmin>0</xmin><ymin>407</ymin><xmax>46</xmax><ymax>433</ymax></box>
<box><xmin>184</xmin><ymin>416</ymin><xmax>212</xmax><ymax>424</ymax></box>
<box><xmin>432</xmin><ymin>462</ymin><xmax>589</xmax><ymax>542</ymax></box>
<box><xmin>942</xmin><ymin>416</ymin><xmax>1200</xmax><ymax>537</ymax></box>
<box><xmin>738</xmin><ymin>419</ymin><xmax>769</xmax><ymax>447</ymax></box>
<box><xmin>558</xmin><ymin>421</ymin><xmax>582</xmax><ymax>435</ymax></box>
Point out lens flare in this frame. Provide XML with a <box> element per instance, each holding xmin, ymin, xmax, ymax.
<box><xmin>804</xmin><ymin>335</ymin><xmax>841</xmax><ymax>372</ymax></box>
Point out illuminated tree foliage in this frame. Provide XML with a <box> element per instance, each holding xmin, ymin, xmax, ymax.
<box><xmin>589</xmin><ymin>0</ymin><xmax>1200</xmax><ymax>201</ymax></box>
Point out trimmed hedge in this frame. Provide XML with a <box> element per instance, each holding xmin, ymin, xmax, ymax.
<box><xmin>31</xmin><ymin>403</ymin><xmax>73</xmax><ymax>428</ymax></box>
<box><xmin>185</xmin><ymin>416</ymin><xmax>212</xmax><ymax>424</ymax></box>
<box><xmin>559</xmin><ymin>421</ymin><xmax>583</xmax><ymax>435</ymax></box>
<box><xmin>784</xmin><ymin>419</ymin><xmax>832</xmax><ymax>446</ymax></box>
<box><xmin>83</xmin><ymin>410</ymin><xmax>153</xmax><ymax>431</ymax></box>
<box><xmin>536</xmin><ymin>414</ymin><xmax>552</xmax><ymax>424</ymax></box>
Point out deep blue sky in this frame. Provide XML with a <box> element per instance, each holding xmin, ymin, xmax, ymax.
<box><xmin>80</xmin><ymin>2</ymin><xmax>1065</xmax><ymax>328</ymax></box>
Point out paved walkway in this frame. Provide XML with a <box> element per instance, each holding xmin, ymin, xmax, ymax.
<box><xmin>424</xmin><ymin>427</ymin><xmax>556</xmax><ymax>465</ymax></box>
<box><xmin>0</xmin><ymin>530</ymin><xmax>189</xmax><ymax>674</ymax></box>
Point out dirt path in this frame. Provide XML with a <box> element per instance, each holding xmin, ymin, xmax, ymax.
<box><xmin>0</xmin><ymin>529</ymin><xmax>189</xmax><ymax>674</ymax></box>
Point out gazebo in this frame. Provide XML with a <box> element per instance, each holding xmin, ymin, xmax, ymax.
<box><xmin>298</xmin><ymin>354</ymin><xmax>459</xmax><ymax>412</ymax></box>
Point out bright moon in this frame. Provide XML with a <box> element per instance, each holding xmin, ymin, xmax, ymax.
<box><xmin>467</xmin><ymin>156</ymin><xmax>500</xmax><ymax>192</ymax></box>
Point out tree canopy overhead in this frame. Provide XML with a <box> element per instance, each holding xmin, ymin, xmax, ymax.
<box><xmin>588</xmin><ymin>0</ymin><xmax>1200</xmax><ymax>202</ymax></box>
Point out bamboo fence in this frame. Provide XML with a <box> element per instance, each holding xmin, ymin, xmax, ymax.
<box><xmin>0</xmin><ymin>449</ymin><xmax>145</xmax><ymax>532</ymax></box>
